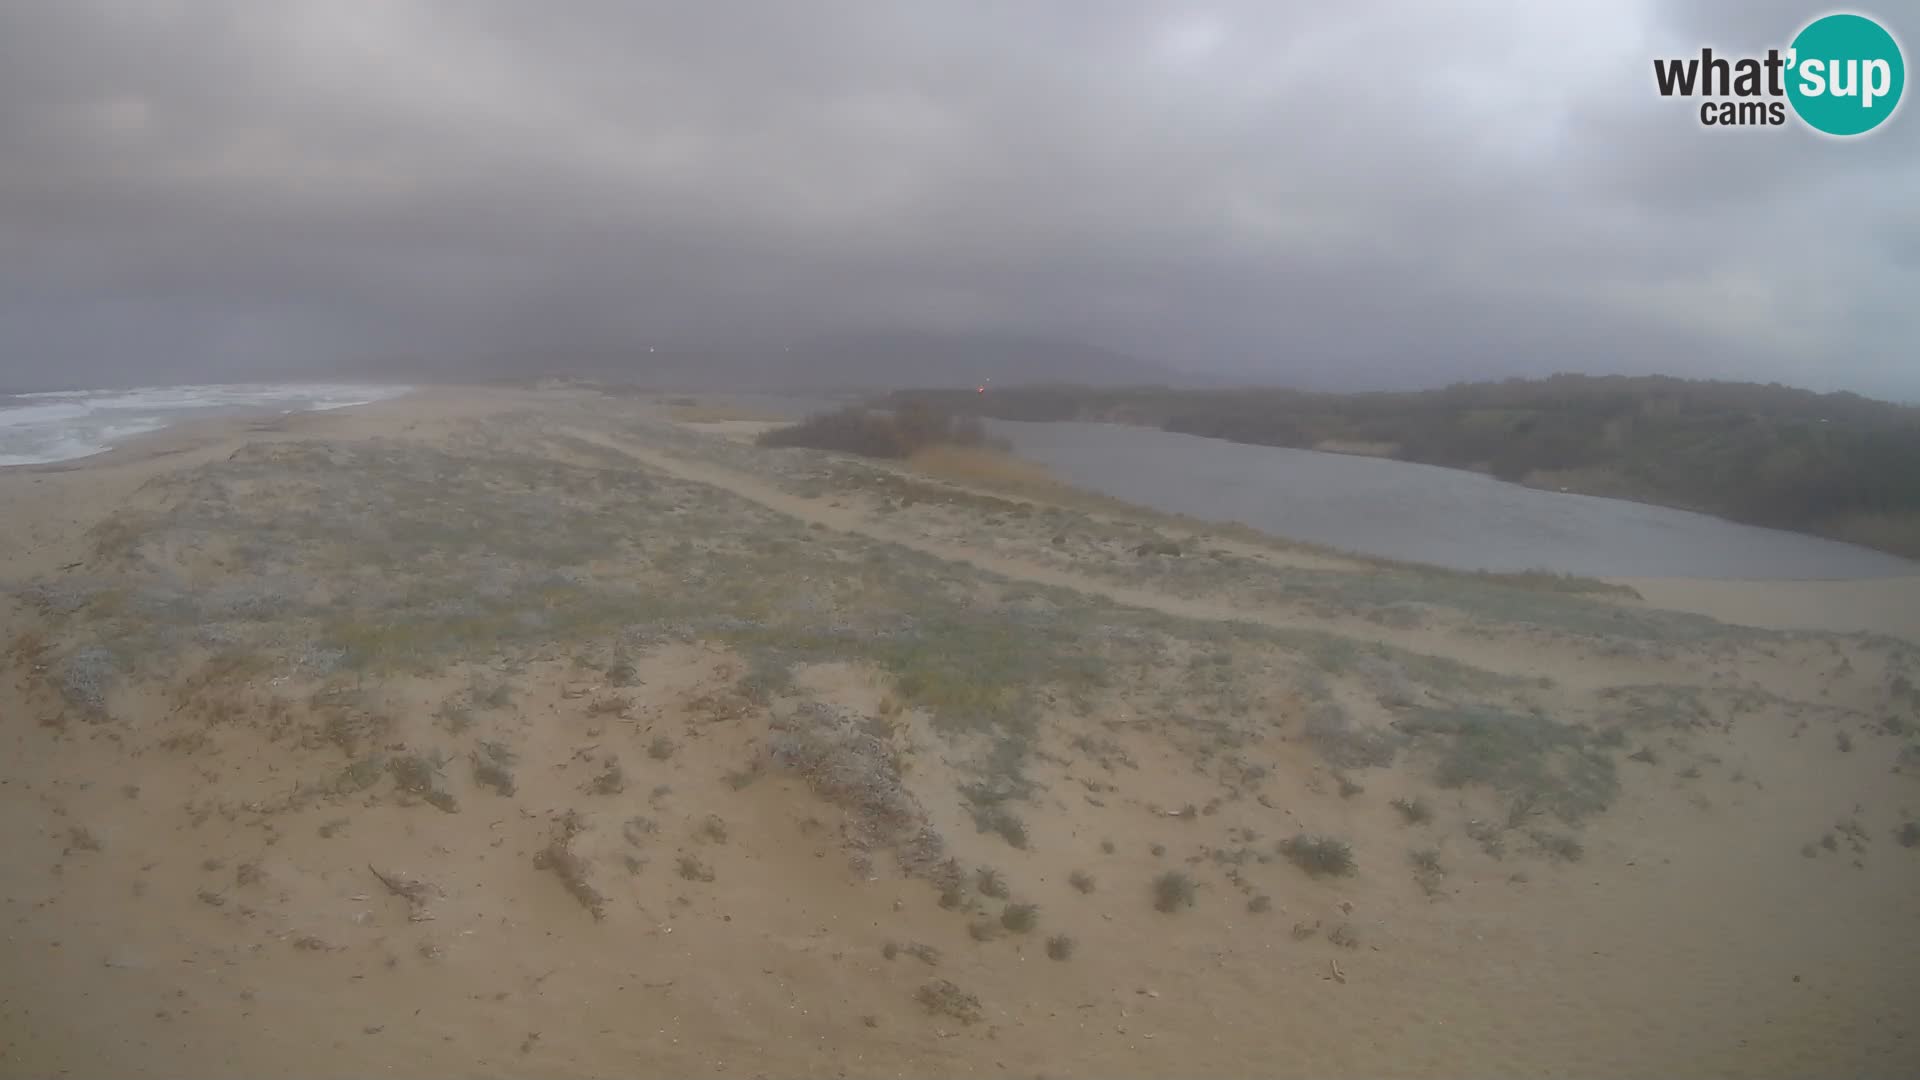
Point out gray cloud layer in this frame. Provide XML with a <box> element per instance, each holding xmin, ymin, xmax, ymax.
<box><xmin>2</xmin><ymin>1</ymin><xmax>1915</xmax><ymax>395</ymax></box>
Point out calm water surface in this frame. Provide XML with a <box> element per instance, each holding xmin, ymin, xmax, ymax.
<box><xmin>992</xmin><ymin>420</ymin><xmax>1917</xmax><ymax>580</ymax></box>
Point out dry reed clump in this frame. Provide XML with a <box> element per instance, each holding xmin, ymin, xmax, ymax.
<box><xmin>905</xmin><ymin>445</ymin><xmax>1060</xmax><ymax>495</ymax></box>
<box><xmin>533</xmin><ymin>811</ymin><xmax>607</xmax><ymax>919</ymax></box>
<box><xmin>915</xmin><ymin>979</ymin><xmax>983</xmax><ymax>1025</ymax></box>
<box><xmin>1279</xmin><ymin>833</ymin><xmax>1357</xmax><ymax>877</ymax></box>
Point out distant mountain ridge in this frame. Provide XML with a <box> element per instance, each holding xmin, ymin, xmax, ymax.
<box><xmin>2</xmin><ymin>330</ymin><xmax>1186</xmax><ymax>395</ymax></box>
<box><xmin>418</xmin><ymin>331</ymin><xmax>1189</xmax><ymax>392</ymax></box>
<box><xmin>775</xmin><ymin>331</ymin><xmax>1182</xmax><ymax>390</ymax></box>
<box><xmin>297</xmin><ymin>332</ymin><xmax>1182</xmax><ymax>395</ymax></box>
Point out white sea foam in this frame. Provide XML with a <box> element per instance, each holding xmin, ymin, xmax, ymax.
<box><xmin>0</xmin><ymin>383</ymin><xmax>411</xmax><ymax>466</ymax></box>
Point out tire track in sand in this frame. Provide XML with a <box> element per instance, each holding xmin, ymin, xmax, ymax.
<box><xmin>564</xmin><ymin>428</ymin><xmax>1667</xmax><ymax>691</ymax></box>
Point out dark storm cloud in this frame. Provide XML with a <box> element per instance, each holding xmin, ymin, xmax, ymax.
<box><xmin>1</xmin><ymin>1</ymin><xmax>1914</xmax><ymax>394</ymax></box>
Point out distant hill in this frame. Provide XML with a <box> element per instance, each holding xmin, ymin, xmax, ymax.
<box><xmin>773</xmin><ymin>331</ymin><xmax>1180</xmax><ymax>390</ymax></box>
<box><xmin>2</xmin><ymin>331</ymin><xmax>1183</xmax><ymax>396</ymax></box>
<box><xmin>893</xmin><ymin>374</ymin><xmax>1920</xmax><ymax>560</ymax></box>
<box><xmin>435</xmin><ymin>331</ymin><xmax>1185</xmax><ymax>393</ymax></box>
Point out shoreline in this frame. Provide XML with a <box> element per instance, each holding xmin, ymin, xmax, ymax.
<box><xmin>1610</xmin><ymin>575</ymin><xmax>1920</xmax><ymax>639</ymax></box>
<box><xmin>0</xmin><ymin>382</ymin><xmax>420</xmax><ymax>473</ymax></box>
<box><xmin>0</xmin><ymin>386</ymin><xmax>513</xmax><ymax>579</ymax></box>
<box><xmin>978</xmin><ymin>417</ymin><xmax>1917</xmax><ymax>580</ymax></box>
<box><xmin>0</xmin><ymin>386</ymin><xmax>440</xmax><ymax>472</ymax></box>
<box><xmin>1008</xmin><ymin>413</ymin><xmax>1920</xmax><ymax>564</ymax></box>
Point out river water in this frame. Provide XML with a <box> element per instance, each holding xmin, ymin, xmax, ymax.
<box><xmin>991</xmin><ymin>420</ymin><xmax>1917</xmax><ymax>580</ymax></box>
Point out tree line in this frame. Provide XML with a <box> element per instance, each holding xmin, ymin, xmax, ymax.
<box><xmin>890</xmin><ymin>374</ymin><xmax>1920</xmax><ymax>558</ymax></box>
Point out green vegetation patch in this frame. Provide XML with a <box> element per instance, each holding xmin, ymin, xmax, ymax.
<box><xmin>1401</xmin><ymin>706</ymin><xmax>1618</xmax><ymax>823</ymax></box>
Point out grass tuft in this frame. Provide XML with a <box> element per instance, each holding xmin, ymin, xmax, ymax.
<box><xmin>1409</xmin><ymin>847</ymin><xmax>1446</xmax><ymax>896</ymax></box>
<box><xmin>1530</xmin><ymin>830</ymin><xmax>1585</xmax><ymax>862</ymax></box>
<box><xmin>975</xmin><ymin>867</ymin><xmax>1010</xmax><ymax>899</ymax></box>
<box><xmin>1000</xmin><ymin>902</ymin><xmax>1039</xmax><ymax>933</ymax></box>
<box><xmin>695</xmin><ymin>814</ymin><xmax>730</xmax><ymax>844</ymax></box>
<box><xmin>587</xmin><ymin>758</ymin><xmax>625</xmax><ymax>796</ymax></box>
<box><xmin>914</xmin><ymin>979</ymin><xmax>983</xmax><ymax>1025</ymax></box>
<box><xmin>533</xmin><ymin>812</ymin><xmax>605</xmax><ymax>919</ymax></box>
<box><xmin>971</xmin><ymin>804</ymin><xmax>1030</xmax><ymax>849</ymax></box>
<box><xmin>1403</xmin><ymin>707</ymin><xmax>1617</xmax><ymax>823</ymax></box>
<box><xmin>1391</xmin><ymin>796</ymin><xmax>1433</xmax><ymax>825</ymax></box>
<box><xmin>1152</xmin><ymin>870</ymin><xmax>1197</xmax><ymax>913</ymax></box>
<box><xmin>471</xmin><ymin>742</ymin><xmax>517</xmax><ymax>797</ymax></box>
<box><xmin>1279</xmin><ymin>834</ymin><xmax>1356</xmax><ymax>878</ymax></box>
<box><xmin>389</xmin><ymin>751</ymin><xmax>458</xmax><ymax>813</ymax></box>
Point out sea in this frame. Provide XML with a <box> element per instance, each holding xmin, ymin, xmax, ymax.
<box><xmin>0</xmin><ymin>383</ymin><xmax>412</xmax><ymax>467</ymax></box>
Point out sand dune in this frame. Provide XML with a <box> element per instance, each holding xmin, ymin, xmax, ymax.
<box><xmin>2</xmin><ymin>387</ymin><xmax>1915</xmax><ymax>1078</ymax></box>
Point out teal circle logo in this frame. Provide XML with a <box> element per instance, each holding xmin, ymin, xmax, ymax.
<box><xmin>1787</xmin><ymin>13</ymin><xmax>1905</xmax><ymax>136</ymax></box>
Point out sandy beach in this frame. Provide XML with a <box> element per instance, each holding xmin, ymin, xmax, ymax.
<box><xmin>1616</xmin><ymin>575</ymin><xmax>1920</xmax><ymax>641</ymax></box>
<box><xmin>3</xmin><ymin>386</ymin><xmax>1916</xmax><ymax>1078</ymax></box>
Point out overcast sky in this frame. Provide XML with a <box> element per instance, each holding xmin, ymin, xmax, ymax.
<box><xmin>1</xmin><ymin>1</ymin><xmax>1915</xmax><ymax>396</ymax></box>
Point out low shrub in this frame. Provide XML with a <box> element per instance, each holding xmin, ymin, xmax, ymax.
<box><xmin>1152</xmin><ymin>870</ymin><xmax>1197</xmax><ymax>913</ymax></box>
<box><xmin>758</xmin><ymin>403</ymin><xmax>995</xmax><ymax>460</ymax></box>
<box><xmin>1279</xmin><ymin>834</ymin><xmax>1356</xmax><ymax>877</ymax></box>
